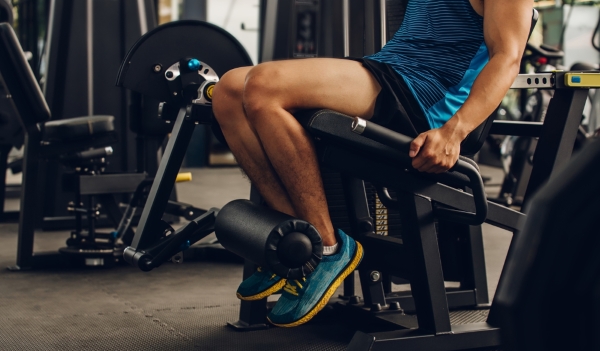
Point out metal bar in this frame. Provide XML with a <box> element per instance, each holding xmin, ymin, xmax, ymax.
<box><xmin>341</xmin><ymin>175</ymin><xmax>373</xmax><ymax>237</ymax></box>
<box><xmin>343</xmin><ymin>0</ymin><xmax>350</xmax><ymax>57</ymax></box>
<box><xmin>79</xmin><ymin>173</ymin><xmax>147</xmax><ymax>195</ymax></box>
<box><xmin>466</xmin><ymin>225</ymin><xmax>489</xmax><ymax>305</ymax></box>
<box><xmin>511</xmin><ymin>73</ymin><xmax>554</xmax><ymax>89</ymax></box>
<box><xmin>348</xmin><ymin>323</ymin><xmax>501</xmax><ymax>351</ymax></box>
<box><xmin>260</xmin><ymin>0</ymin><xmax>278</xmax><ymax>62</ymax></box>
<box><xmin>131</xmin><ymin>107</ymin><xmax>196</xmax><ymax>250</ymax></box>
<box><xmin>523</xmin><ymin>89</ymin><xmax>589</xmax><ymax>206</ymax></box>
<box><xmin>340</xmin><ymin>175</ymin><xmax>372</xmax><ymax>298</ymax></box>
<box><xmin>229</xmin><ymin>184</ymin><xmax>269</xmax><ymax>330</ymax></box>
<box><xmin>137</xmin><ymin>0</ymin><xmax>148</xmax><ymax>35</ymax></box>
<box><xmin>86</xmin><ymin>0</ymin><xmax>93</xmax><ymax>115</ymax></box>
<box><xmin>380</xmin><ymin>0</ymin><xmax>387</xmax><ymax>48</ymax></box>
<box><xmin>12</xmin><ymin>134</ymin><xmax>42</xmax><ymax>270</ymax></box>
<box><xmin>41</xmin><ymin>0</ymin><xmax>57</xmax><ymax>96</ymax></box>
<box><xmin>359</xmin><ymin>269</ymin><xmax>388</xmax><ymax>308</ymax></box>
<box><xmin>343</xmin><ymin>272</ymin><xmax>357</xmax><ymax>298</ymax></box>
<box><xmin>489</xmin><ymin>120</ymin><xmax>544</xmax><ymax>137</ymax></box>
<box><xmin>0</xmin><ymin>145</ymin><xmax>10</xmax><ymax>217</ymax></box>
<box><xmin>400</xmin><ymin>193</ymin><xmax>452</xmax><ymax>334</ymax></box>
<box><xmin>386</xmin><ymin>290</ymin><xmax>479</xmax><ymax>312</ymax></box>
<box><xmin>229</xmin><ymin>259</ymin><xmax>269</xmax><ymax>329</ymax></box>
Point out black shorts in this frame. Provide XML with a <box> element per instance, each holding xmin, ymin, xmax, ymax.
<box><xmin>348</xmin><ymin>57</ymin><xmax>430</xmax><ymax>137</ymax></box>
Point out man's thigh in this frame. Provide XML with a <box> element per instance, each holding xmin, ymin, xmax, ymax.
<box><xmin>246</xmin><ymin>58</ymin><xmax>382</xmax><ymax>119</ymax></box>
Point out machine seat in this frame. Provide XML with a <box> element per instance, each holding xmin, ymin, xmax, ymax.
<box><xmin>42</xmin><ymin>115</ymin><xmax>115</xmax><ymax>143</ymax></box>
<box><xmin>297</xmin><ymin>109</ymin><xmax>480</xmax><ymax>190</ymax></box>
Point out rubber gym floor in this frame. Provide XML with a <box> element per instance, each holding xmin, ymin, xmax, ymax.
<box><xmin>0</xmin><ymin>166</ymin><xmax>511</xmax><ymax>351</ymax></box>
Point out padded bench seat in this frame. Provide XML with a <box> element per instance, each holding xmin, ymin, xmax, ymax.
<box><xmin>43</xmin><ymin>115</ymin><xmax>115</xmax><ymax>142</ymax></box>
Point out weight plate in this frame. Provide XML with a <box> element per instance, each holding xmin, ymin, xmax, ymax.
<box><xmin>117</xmin><ymin>20</ymin><xmax>253</xmax><ymax>103</ymax></box>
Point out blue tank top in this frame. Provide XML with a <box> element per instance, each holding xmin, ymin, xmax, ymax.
<box><xmin>366</xmin><ymin>0</ymin><xmax>489</xmax><ymax>129</ymax></box>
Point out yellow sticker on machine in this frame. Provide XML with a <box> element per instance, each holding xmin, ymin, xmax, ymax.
<box><xmin>564</xmin><ymin>73</ymin><xmax>600</xmax><ymax>88</ymax></box>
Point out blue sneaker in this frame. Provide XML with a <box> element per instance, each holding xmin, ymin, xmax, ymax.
<box><xmin>236</xmin><ymin>266</ymin><xmax>287</xmax><ymax>301</ymax></box>
<box><xmin>267</xmin><ymin>229</ymin><xmax>363</xmax><ymax>327</ymax></box>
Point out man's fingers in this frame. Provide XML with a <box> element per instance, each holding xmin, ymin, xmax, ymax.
<box><xmin>411</xmin><ymin>154</ymin><xmax>428</xmax><ymax>170</ymax></box>
<box><xmin>409</xmin><ymin>133</ymin><xmax>427</xmax><ymax>158</ymax></box>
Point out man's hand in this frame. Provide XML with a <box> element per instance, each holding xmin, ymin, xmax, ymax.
<box><xmin>409</xmin><ymin>117</ymin><xmax>466</xmax><ymax>173</ymax></box>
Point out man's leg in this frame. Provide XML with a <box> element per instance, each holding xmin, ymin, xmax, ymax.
<box><xmin>213</xmin><ymin>67</ymin><xmax>297</xmax><ymax>217</ymax></box>
<box><xmin>241</xmin><ymin>58</ymin><xmax>381</xmax><ymax>246</ymax></box>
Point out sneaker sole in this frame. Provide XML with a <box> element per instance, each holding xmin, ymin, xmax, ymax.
<box><xmin>236</xmin><ymin>278</ymin><xmax>287</xmax><ymax>301</ymax></box>
<box><xmin>267</xmin><ymin>241</ymin><xmax>364</xmax><ymax>327</ymax></box>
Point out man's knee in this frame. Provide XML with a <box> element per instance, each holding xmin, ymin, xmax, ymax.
<box><xmin>243</xmin><ymin>63</ymin><xmax>285</xmax><ymax>120</ymax></box>
<box><xmin>212</xmin><ymin>67</ymin><xmax>249</xmax><ymax>127</ymax></box>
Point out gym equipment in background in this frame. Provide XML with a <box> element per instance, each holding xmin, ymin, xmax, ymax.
<box><xmin>0</xmin><ymin>23</ymin><xmax>134</xmax><ymax>270</ymax></box>
<box><xmin>0</xmin><ymin>0</ymin><xmax>21</xmax><ymax>224</ymax></box>
<box><xmin>39</xmin><ymin>0</ymin><xmax>159</xmax><ymax>230</ymax></box>
<box><xmin>494</xmin><ymin>139</ymin><xmax>600</xmax><ymax>351</ymax></box>
<box><xmin>492</xmin><ymin>46</ymin><xmax>598</xmax><ymax>207</ymax></box>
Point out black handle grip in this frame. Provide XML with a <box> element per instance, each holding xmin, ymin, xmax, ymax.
<box><xmin>352</xmin><ymin>117</ymin><xmax>488</xmax><ymax>226</ymax></box>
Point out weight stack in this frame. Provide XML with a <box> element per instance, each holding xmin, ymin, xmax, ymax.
<box><xmin>321</xmin><ymin>167</ymin><xmax>403</xmax><ymax>238</ymax></box>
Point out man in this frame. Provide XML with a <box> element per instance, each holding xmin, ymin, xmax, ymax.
<box><xmin>212</xmin><ymin>0</ymin><xmax>534</xmax><ymax>327</ymax></box>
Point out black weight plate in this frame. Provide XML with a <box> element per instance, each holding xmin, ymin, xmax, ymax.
<box><xmin>116</xmin><ymin>20</ymin><xmax>252</xmax><ymax>103</ymax></box>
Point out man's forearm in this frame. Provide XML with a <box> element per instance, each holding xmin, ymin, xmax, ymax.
<box><xmin>447</xmin><ymin>53</ymin><xmax>521</xmax><ymax>140</ymax></box>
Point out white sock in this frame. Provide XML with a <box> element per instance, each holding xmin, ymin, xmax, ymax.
<box><xmin>323</xmin><ymin>242</ymin><xmax>339</xmax><ymax>256</ymax></box>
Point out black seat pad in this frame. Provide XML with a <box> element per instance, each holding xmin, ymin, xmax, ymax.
<box><xmin>43</xmin><ymin>115</ymin><xmax>115</xmax><ymax>142</ymax></box>
<box><xmin>297</xmin><ymin>109</ymin><xmax>478</xmax><ymax>189</ymax></box>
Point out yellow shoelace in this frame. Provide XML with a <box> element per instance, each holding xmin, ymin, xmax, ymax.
<box><xmin>257</xmin><ymin>267</ymin><xmax>277</xmax><ymax>280</ymax></box>
<box><xmin>283</xmin><ymin>278</ymin><xmax>307</xmax><ymax>296</ymax></box>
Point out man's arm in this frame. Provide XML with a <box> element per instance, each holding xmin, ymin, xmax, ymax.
<box><xmin>409</xmin><ymin>0</ymin><xmax>534</xmax><ymax>173</ymax></box>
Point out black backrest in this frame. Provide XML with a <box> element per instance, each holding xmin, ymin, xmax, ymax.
<box><xmin>493</xmin><ymin>138</ymin><xmax>600</xmax><ymax>351</ymax></box>
<box><xmin>460</xmin><ymin>9</ymin><xmax>539</xmax><ymax>156</ymax></box>
<box><xmin>0</xmin><ymin>0</ymin><xmax>12</xmax><ymax>25</ymax></box>
<box><xmin>0</xmin><ymin>23</ymin><xmax>51</xmax><ymax>128</ymax></box>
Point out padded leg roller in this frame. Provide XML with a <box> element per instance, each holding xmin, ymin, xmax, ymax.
<box><xmin>215</xmin><ymin>199</ymin><xmax>323</xmax><ymax>280</ymax></box>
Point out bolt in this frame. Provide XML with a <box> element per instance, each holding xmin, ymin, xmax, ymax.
<box><xmin>370</xmin><ymin>271</ymin><xmax>381</xmax><ymax>282</ymax></box>
<box><xmin>153</xmin><ymin>64</ymin><xmax>162</xmax><ymax>72</ymax></box>
<box><xmin>166</xmin><ymin>71</ymin><xmax>174</xmax><ymax>79</ymax></box>
<box><xmin>173</xmin><ymin>92</ymin><xmax>178</xmax><ymax>96</ymax></box>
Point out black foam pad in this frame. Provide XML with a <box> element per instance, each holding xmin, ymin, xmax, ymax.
<box><xmin>43</xmin><ymin>115</ymin><xmax>115</xmax><ymax>142</ymax></box>
<box><xmin>215</xmin><ymin>199</ymin><xmax>323</xmax><ymax>280</ymax></box>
